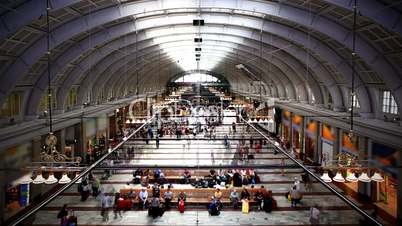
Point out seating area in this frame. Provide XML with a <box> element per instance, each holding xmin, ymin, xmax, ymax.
<box><xmin>118</xmin><ymin>187</ymin><xmax>265</xmax><ymax>206</ymax></box>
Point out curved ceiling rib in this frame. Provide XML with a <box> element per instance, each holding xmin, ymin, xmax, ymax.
<box><xmin>107</xmin><ymin>51</ymin><xmax>296</xmax><ymax>101</ymax></box>
<box><xmin>0</xmin><ymin>1</ymin><xmax>396</xmax><ymax>105</ymax></box>
<box><xmin>57</xmin><ymin>34</ymin><xmax>322</xmax><ymax>112</ymax></box>
<box><xmin>23</xmin><ymin>17</ymin><xmax>352</xmax><ymax>115</ymax></box>
<box><xmin>85</xmin><ymin>43</ymin><xmax>297</xmax><ymax>101</ymax></box>
<box><xmin>0</xmin><ymin>0</ymin><xmax>401</xmax><ymax>118</ymax></box>
<box><xmin>1</xmin><ymin>0</ymin><xmax>401</xmax><ymax>41</ymax></box>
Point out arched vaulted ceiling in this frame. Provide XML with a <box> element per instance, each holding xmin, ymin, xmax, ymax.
<box><xmin>0</xmin><ymin>0</ymin><xmax>401</xmax><ymax>118</ymax></box>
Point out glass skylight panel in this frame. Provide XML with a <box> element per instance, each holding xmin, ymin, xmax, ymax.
<box><xmin>174</xmin><ymin>73</ymin><xmax>219</xmax><ymax>83</ymax></box>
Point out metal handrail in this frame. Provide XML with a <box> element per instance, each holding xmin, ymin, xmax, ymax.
<box><xmin>9</xmin><ymin>118</ymin><xmax>153</xmax><ymax>226</ymax></box>
<box><xmin>240</xmin><ymin>116</ymin><xmax>383</xmax><ymax>226</ymax></box>
<box><xmin>242</xmin><ymin>117</ymin><xmax>383</xmax><ymax>226</ymax></box>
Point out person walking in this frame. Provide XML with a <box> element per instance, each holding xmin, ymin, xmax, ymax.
<box><xmin>155</xmin><ymin>135</ymin><xmax>160</xmax><ymax>149</ymax></box>
<box><xmin>309</xmin><ymin>205</ymin><xmax>320</xmax><ymax>225</ymax></box>
<box><xmin>289</xmin><ymin>186</ymin><xmax>302</xmax><ymax>207</ymax></box>
<box><xmin>91</xmin><ymin>176</ymin><xmax>100</xmax><ymax>197</ymax></box>
<box><xmin>113</xmin><ymin>192</ymin><xmax>123</xmax><ymax>219</ymax></box>
<box><xmin>101</xmin><ymin>194</ymin><xmax>111</xmax><ymax>222</ymax></box>
<box><xmin>57</xmin><ymin>204</ymin><xmax>68</xmax><ymax>225</ymax></box>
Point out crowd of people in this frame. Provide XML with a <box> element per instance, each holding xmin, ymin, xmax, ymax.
<box><xmin>60</xmin><ymin>103</ymin><xmax>329</xmax><ymax>225</ymax></box>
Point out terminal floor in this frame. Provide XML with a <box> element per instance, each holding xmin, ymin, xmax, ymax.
<box><xmin>31</xmin><ymin>125</ymin><xmax>377</xmax><ymax>225</ymax></box>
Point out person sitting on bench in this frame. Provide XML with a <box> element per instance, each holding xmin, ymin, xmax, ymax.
<box><xmin>139</xmin><ymin>188</ymin><xmax>148</xmax><ymax>209</ymax></box>
<box><xmin>181</xmin><ymin>169</ymin><xmax>191</xmax><ymax>184</ymax></box>
<box><xmin>230</xmin><ymin>189</ymin><xmax>239</xmax><ymax>209</ymax></box>
<box><xmin>133</xmin><ymin>169</ymin><xmax>143</xmax><ymax>184</ymax></box>
<box><xmin>177</xmin><ymin>190</ymin><xmax>187</xmax><ymax>204</ymax></box>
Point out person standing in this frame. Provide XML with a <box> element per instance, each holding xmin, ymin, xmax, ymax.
<box><xmin>155</xmin><ymin>135</ymin><xmax>160</xmax><ymax>149</ymax></box>
<box><xmin>164</xmin><ymin>187</ymin><xmax>173</xmax><ymax>209</ymax></box>
<box><xmin>139</xmin><ymin>188</ymin><xmax>148</xmax><ymax>209</ymax></box>
<box><xmin>230</xmin><ymin>189</ymin><xmax>239</xmax><ymax>209</ymax></box>
<box><xmin>101</xmin><ymin>194</ymin><xmax>111</xmax><ymax>222</ymax></box>
<box><xmin>57</xmin><ymin>204</ymin><xmax>68</xmax><ymax>225</ymax></box>
<box><xmin>91</xmin><ymin>176</ymin><xmax>100</xmax><ymax>197</ymax></box>
<box><xmin>309</xmin><ymin>205</ymin><xmax>320</xmax><ymax>225</ymax></box>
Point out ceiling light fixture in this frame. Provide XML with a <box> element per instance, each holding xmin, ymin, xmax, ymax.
<box><xmin>371</xmin><ymin>172</ymin><xmax>384</xmax><ymax>182</ymax></box>
<box><xmin>358</xmin><ymin>172</ymin><xmax>371</xmax><ymax>183</ymax></box>
<box><xmin>333</xmin><ymin>172</ymin><xmax>346</xmax><ymax>183</ymax></box>
<box><xmin>346</xmin><ymin>173</ymin><xmax>358</xmax><ymax>182</ymax></box>
<box><xmin>320</xmin><ymin>172</ymin><xmax>332</xmax><ymax>183</ymax></box>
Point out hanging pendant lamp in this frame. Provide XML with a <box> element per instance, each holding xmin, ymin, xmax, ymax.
<box><xmin>333</xmin><ymin>172</ymin><xmax>345</xmax><ymax>183</ymax></box>
<box><xmin>59</xmin><ymin>173</ymin><xmax>72</xmax><ymax>184</ymax></box>
<box><xmin>358</xmin><ymin>172</ymin><xmax>371</xmax><ymax>183</ymax></box>
<box><xmin>75</xmin><ymin>173</ymin><xmax>82</xmax><ymax>184</ymax></box>
<box><xmin>371</xmin><ymin>172</ymin><xmax>384</xmax><ymax>182</ymax></box>
<box><xmin>45</xmin><ymin>173</ymin><xmax>58</xmax><ymax>184</ymax></box>
<box><xmin>320</xmin><ymin>172</ymin><xmax>332</xmax><ymax>183</ymax></box>
<box><xmin>346</xmin><ymin>173</ymin><xmax>358</xmax><ymax>182</ymax></box>
<box><xmin>33</xmin><ymin>173</ymin><xmax>46</xmax><ymax>184</ymax></box>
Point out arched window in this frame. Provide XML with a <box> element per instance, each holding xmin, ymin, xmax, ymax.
<box><xmin>174</xmin><ymin>73</ymin><xmax>220</xmax><ymax>83</ymax></box>
<box><xmin>382</xmin><ymin>91</ymin><xmax>398</xmax><ymax>114</ymax></box>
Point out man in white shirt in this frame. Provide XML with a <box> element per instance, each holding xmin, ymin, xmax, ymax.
<box><xmin>139</xmin><ymin>188</ymin><xmax>148</xmax><ymax>209</ymax></box>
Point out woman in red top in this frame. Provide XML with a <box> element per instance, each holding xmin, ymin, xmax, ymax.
<box><xmin>255</xmin><ymin>142</ymin><xmax>262</xmax><ymax>154</ymax></box>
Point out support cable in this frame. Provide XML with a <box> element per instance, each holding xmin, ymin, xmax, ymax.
<box><xmin>350</xmin><ymin>0</ymin><xmax>358</xmax><ymax>136</ymax></box>
<box><xmin>46</xmin><ymin>0</ymin><xmax>52</xmax><ymax>133</ymax></box>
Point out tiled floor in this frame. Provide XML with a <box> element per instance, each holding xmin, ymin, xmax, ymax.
<box><xmin>33</xmin><ymin>209</ymin><xmax>364</xmax><ymax>225</ymax></box>
<box><xmin>30</xmin><ymin>125</ymin><xmax>376</xmax><ymax>225</ymax></box>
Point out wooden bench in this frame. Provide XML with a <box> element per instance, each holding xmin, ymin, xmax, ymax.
<box><xmin>119</xmin><ymin>187</ymin><xmax>265</xmax><ymax>205</ymax></box>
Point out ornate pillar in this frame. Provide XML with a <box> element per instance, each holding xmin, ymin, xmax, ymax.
<box><xmin>398</xmin><ymin>151</ymin><xmax>402</xmax><ymax>224</ymax></box>
<box><xmin>315</xmin><ymin>121</ymin><xmax>322</xmax><ymax>164</ymax></box>
<box><xmin>357</xmin><ymin>136</ymin><xmax>370</xmax><ymax>199</ymax></box>
<box><xmin>289</xmin><ymin>112</ymin><xmax>294</xmax><ymax>149</ymax></box>
<box><xmin>300</xmin><ymin>116</ymin><xmax>306</xmax><ymax>161</ymax></box>
<box><xmin>333</xmin><ymin>127</ymin><xmax>342</xmax><ymax>160</ymax></box>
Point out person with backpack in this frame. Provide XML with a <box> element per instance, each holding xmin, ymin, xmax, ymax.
<box><xmin>289</xmin><ymin>186</ymin><xmax>302</xmax><ymax>207</ymax></box>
